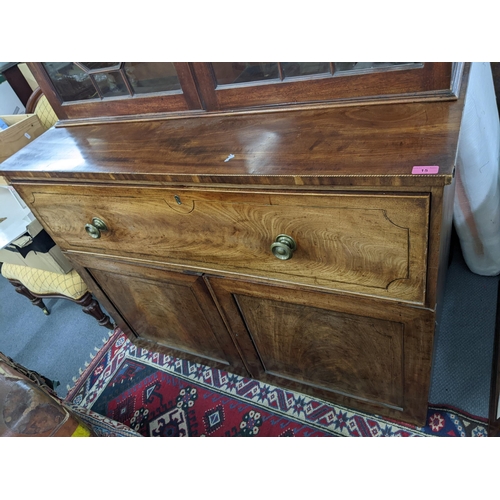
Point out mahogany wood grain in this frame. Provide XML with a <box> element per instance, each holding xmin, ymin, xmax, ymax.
<box><xmin>15</xmin><ymin>184</ymin><xmax>430</xmax><ymax>304</ymax></box>
<box><xmin>428</xmin><ymin>182</ymin><xmax>456</xmax><ymax>315</ymax></box>
<box><xmin>173</xmin><ymin>63</ymin><xmax>204</xmax><ymax>110</ymax></box>
<box><xmin>72</xmin><ymin>255</ymin><xmax>251</xmax><ymax>376</ymax></box>
<box><xmin>236</xmin><ymin>294</ymin><xmax>405</xmax><ymax>408</ymax></box>
<box><xmin>0</xmin><ymin>64</ymin><xmax>473</xmax><ymax>428</ymax></box>
<box><xmin>208</xmin><ymin>276</ymin><xmax>435</xmax><ymax>425</ymax></box>
<box><xmin>0</xmin><ymin>95</ymin><xmax>467</xmax><ymax>187</ymax></box>
<box><xmin>83</xmin><ymin>259</ymin><xmax>246</xmax><ymax>373</ymax></box>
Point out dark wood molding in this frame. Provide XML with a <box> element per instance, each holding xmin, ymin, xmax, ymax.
<box><xmin>27</xmin><ymin>63</ymin><xmax>68</xmax><ymax>119</ymax></box>
<box><xmin>27</xmin><ymin>62</ymin><xmax>204</xmax><ymax>120</ymax></box>
<box><xmin>25</xmin><ymin>86</ymin><xmax>44</xmax><ymax>113</ymax></box>
<box><xmin>191</xmin><ymin>62</ymin><xmax>455</xmax><ymax>112</ymax></box>
<box><xmin>0</xmin><ymin>90</ymin><xmax>467</xmax><ymax>188</ymax></box>
<box><xmin>26</xmin><ymin>62</ymin><xmax>459</xmax><ymax>122</ymax></box>
<box><xmin>173</xmin><ymin>63</ymin><xmax>204</xmax><ymax>110</ymax></box>
<box><xmin>189</xmin><ymin>63</ymin><xmax>221</xmax><ymax>112</ymax></box>
<box><xmin>1</xmin><ymin>64</ymin><xmax>33</xmax><ymax>106</ymax></box>
<box><xmin>53</xmin><ymin>90</ymin><xmax>460</xmax><ymax>128</ymax></box>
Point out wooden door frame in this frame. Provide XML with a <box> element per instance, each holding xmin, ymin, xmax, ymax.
<box><xmin>27</xmin><ymin>62</ymin><xmax>204</xmax><ymax>120</ymax></box>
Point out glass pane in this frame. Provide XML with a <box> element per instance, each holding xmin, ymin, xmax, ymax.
<box><xmin>94</xmin><ymin>71</ymin><xmax>130</xmax><ymax>97</ymax></box>
<box><xmin>80</xmin><ymin>63</ymin><xmax>120</xmax><ymax>71</ymax></box>
<box><xmin>124</xmin><ymin>62</ymin><xmax>181</xmax><ymax>94</ymax></box>
<box><xmin>281</xmin><ymin>62</ymin><xmax>331</xmax><ymax>78</ymax></box>
<box><xmin>42</xmin><ymin>62</ymin><xmax>98</xmax><ymax>102</ymax></box>
<box><xmin>212</xmin><ymin>63</ymin><xmax>279</xmax><ymax>85</ymax></box>
<box><xmin>334</xmin><ymin>62</ymin><xmax>417</xmax><ymax>73</ymax></box>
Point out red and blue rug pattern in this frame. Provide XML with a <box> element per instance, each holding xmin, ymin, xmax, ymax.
<box><xmin>66</xmin><ymin>329</ymin><xmax>488</xmax><ymax>437</ymax></box>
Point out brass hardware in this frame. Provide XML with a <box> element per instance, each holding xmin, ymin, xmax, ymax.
<box><xmin>271</xmin><ymin>234</ymin><xmax>296</xmax><ymax>260</ymax></box>
<box><xmin>174</xmin><ymin>195</ymin><xmax>182</xmax><ymax>205</ymax></box>
<box><xmin>92</xmin><ymin>217</ymin><xmax>107</xmax><ymax>231</ymax></box>
<box><xmin>85</xmin><ymin>217</ymin><xmax>108</xmax><ymax>239</ymax></box>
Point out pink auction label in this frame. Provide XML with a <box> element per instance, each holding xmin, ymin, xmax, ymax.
<box><xmin>412</xmin><ymin>166</ymin><xmax>440</xmax><ymax>174</ymax></box>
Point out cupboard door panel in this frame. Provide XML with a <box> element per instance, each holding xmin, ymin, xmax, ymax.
<box><xmin>208</xmin><ymin>277</ymin><xmax>435</xmax><ymax>425</ymax></box>
<box><xmin>234</xmin><ymin>294</ymin><xmax>404</xmax><ymax>408</ymax></box>
<box><xmin>79</xmin><ymin>258</ymin><xmax>246</xmax><ymax>374</ymax></box>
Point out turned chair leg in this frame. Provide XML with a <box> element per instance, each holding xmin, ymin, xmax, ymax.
<box><xmin>77</xmin><ymin>292</ymin><xmax>115</xmax><ymax>330</ymax></box>
<box><xmin>6</xmin><ymin>278</ymin><xmax>114</xmax><ymax>329</ymax></box>
<box><xmin>8</xmin><ymin>279</ymin><xmax>50</xmax><ymax>315</ymax></box>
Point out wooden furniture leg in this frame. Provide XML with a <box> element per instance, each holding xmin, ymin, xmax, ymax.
<box><xmin>8</xmin><ymin>278</ymin><xmax>50</xmax><ymax>315</ymax></box>
<box><xmin>77</xmin><ymin>292</ymin><xmax>115</xmax><ymax>330</ymax></box>
<box><xmin>5</xmin><ymin>278</ymin><xmax>114</xmax><ymax>329</ymax></box>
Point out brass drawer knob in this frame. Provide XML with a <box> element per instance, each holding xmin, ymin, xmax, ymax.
<box><xmin>85</xmin><ymin>217</ymin><xmax>108</xmax><ymax>239</ymax></box>
<box><xmin>271</xmin><ymin>234</ymin><xmax>296</xmax><ymax>260</ymax></box>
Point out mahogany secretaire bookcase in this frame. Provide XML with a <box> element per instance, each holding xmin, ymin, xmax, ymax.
<box><xmin>0</xmin><ymin>62</ymin><xmax>469</xmax><ymax>425</ymax></box>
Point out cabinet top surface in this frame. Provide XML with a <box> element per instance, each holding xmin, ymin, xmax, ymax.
<box><xmin>0</xmin><ymin>97</ymin><xmax>465</xmax><ymax>187</ymax></box>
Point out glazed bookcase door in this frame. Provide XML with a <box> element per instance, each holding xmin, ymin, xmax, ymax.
<box><xmin>207</xmin><ymin>276</ymin><xmax>435</xmax><ymax>425</ymax></box>
<box><xmin>29</xmin><ymin>62</ymin><xmax>461</xmax><ymax>120</ymax></box>
<box><xmin>192</xmin><ymin>62</ymin><xmax>456</xmax><ymax>111</ymax></box>
<box><xmin>28</xmin><ymin>62</ymin><xmax>203</xmax><ymax>120</ymax></box>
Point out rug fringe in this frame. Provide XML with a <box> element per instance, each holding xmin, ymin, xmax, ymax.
<box><xmin>67</xmin><ymin>333</ymin><xmax>489</xmax><ymax>437</ymax></box>
<box><xmin>64</xmin><ymin>328</ymin><xmax>122</xmax><ymax>402</ymax></box>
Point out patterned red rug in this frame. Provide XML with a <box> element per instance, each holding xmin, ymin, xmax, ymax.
<box><xmin>65</xmin><ymin>328</ymin><xmax>488</xmax><ymax>437</ymax></box>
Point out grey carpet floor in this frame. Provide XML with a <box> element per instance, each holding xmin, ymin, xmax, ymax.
<box><xmin>429</xmin><ymin>238</ymin><xmax>499</xmax><ymax>416</ymax></box>
<box><xmin>0</xmin><ymin>275</ymin><xmax>113</xmax><ymax>398</ymax></box>
<box><xmin>0</xmin><ymin>236</ymin><xmax>498</xmax><ymax>416</ymax></box>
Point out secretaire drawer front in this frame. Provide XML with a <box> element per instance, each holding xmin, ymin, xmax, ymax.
<box><xmin>18</xmin><ymin>185</ymin><xmax>430</xmax><ymax>303</ymax></box>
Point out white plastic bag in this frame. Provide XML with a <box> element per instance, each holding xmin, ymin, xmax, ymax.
<box><xmin>454</xmin><ymin>62</ymin><xmax>500</xmax><ymax>276</ymax></box>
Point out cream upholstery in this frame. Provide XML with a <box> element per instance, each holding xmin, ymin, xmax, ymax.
<box><xmin>34</xmin><ymin>95</ymin><xmax>58</xmax><ymax>130</ymax></box>
<box><xmin>1</xmin><ymin>263</ymin><xmax>88</xmax><ymax>299</ymax></box>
